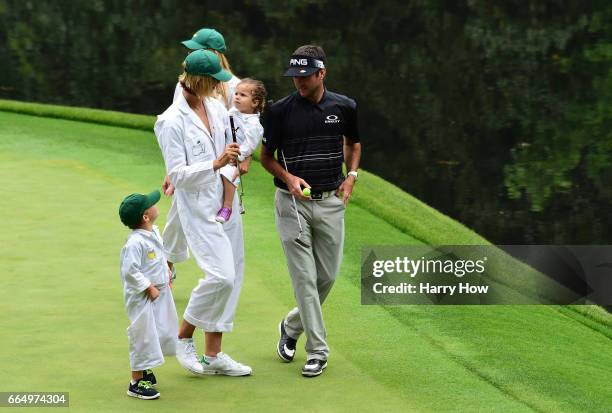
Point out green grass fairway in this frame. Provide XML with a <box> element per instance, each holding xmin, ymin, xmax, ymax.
<box><xmin>0</xmin><ymin>110</ymin><xmax>611</xmax><ymax>412</ymax></box>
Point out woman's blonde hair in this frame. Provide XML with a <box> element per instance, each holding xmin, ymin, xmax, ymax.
<box><xmin>178</xmin><ymin>71</ymin><xmax>219</xmax><ymax>98</ymax></box>
<box><xmin>211</xmin><ymin>50</ymin><xmax>233</xmax><ymax>108</ymax></box>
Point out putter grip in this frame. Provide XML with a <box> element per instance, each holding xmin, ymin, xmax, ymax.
<box><xmin>229</xmin><ymin>115</ymin><xmax>238</xmax><ymax>143</ymax></box>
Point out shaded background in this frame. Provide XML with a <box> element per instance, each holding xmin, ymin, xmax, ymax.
<box><xmin>2</xmin><ymin>0</ymin><xmax>612</xmax><ymax>244</ymax></box>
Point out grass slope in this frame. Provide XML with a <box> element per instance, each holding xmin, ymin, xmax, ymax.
<box><xmin>0</xmin><ymin>110</ymin><xmax>610</xmax><ymax>412</ymax></box>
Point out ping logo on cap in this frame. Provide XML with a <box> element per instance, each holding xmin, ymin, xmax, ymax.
<box><xmin>288</xmin><ymin>56</ymin><xmax>325</xmax><ymax>68</ymax></box>
<box><xmin>291</xmin><ymin>58</ymin><xmax>308</xmax><ymax>66</ymax></box>
<box><xmin>284</xmin><ymin>54</ymin><xmax>326</xmax><ymax>77</ymax></box>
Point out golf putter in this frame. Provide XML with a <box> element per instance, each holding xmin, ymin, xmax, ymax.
<box><xmin>280</xmin><ymin>149</ymin><xmax>310</xmax><ymax>248</ymax></box>
<box><xmin>229</xmin><ymin>115</ymin><xmax>246</xmax><ymax>214</ymax></box>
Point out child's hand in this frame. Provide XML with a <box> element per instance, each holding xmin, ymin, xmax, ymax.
<box><xmin>162</xmin><ymin>175</ymin><xmax>175</xmax><ymax>196</ymax></box>
<box><xmin>239</xmin><ymin>156</ymin><xmax>252</xmax><ymax>175</ymax></box>
<box><xmin>146</xmin><ymin>284</ymin><xmax>160</xmax><ymax>301</ymax></box>
<box><xmin>232</xmin><ymin>156</ymin><xmax>252</xmax><ymax>181</ymax></box>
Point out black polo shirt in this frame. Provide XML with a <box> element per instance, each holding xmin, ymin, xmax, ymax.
<box><xmin>263</xmin><ymin>89</ymin><xmax>359</xmax><ymax>192</ymax></box>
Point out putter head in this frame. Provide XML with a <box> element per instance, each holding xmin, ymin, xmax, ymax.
<box><xmin>295</xmin><ymin>235</ymin><xmax>310</xmax><ymax>248</ymax></box>
<box><xmin>239</xmin><ymin>204</ymin><xmax>246</xmax><ymax>214</ymax></box>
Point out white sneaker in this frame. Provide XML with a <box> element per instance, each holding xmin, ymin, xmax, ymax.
<box><xmin>200</xmin><ymin>352</ymin><xmax>252</xmax><ymax>376</ymax></box>
<box><xmin>176</xmin><ymin>338</ymin><xmax>204</xmax><ymax>375</ymax></box>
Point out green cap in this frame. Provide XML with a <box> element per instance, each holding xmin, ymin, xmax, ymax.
<box><xmin>182</xmin><ymin>28</ymin><xmax>226</xmax><ymax>53</ymax></box>
<box><xmin>119</xmin><ymin>190</ymin><xmax>161</xmax><ymax>228</ymax></box>
<box><xmin>184</xmin><ymin>50</ymin><xmax>232</xmax><ymax>82</ymax></box>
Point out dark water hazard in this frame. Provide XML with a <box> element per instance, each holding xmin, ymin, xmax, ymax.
<box><xmin>2</xmin><ymin>1</ymin><xmax>612</xmax><ymax>244</ymax></box>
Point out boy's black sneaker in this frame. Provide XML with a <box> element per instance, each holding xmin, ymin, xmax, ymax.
<box><xmin>301</xmin><ymin>359</ymin><xmax>327</xmax><ymax>377</ymax></box>
<box><xmin>143</xmin><ymin>369</ymin><xmax>156</xmax><ymax>385</ymax></box>
<box><xmin>277</xmin><ymin>319</ymin><xmax>297</xmax><ymax>362</ymax></box>
<box><xmin>127</xmin><ymin>379</ymin><xmax>160</xmax><ymax>400</ymax></box>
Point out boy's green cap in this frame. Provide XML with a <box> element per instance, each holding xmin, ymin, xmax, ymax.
<box><xmin>182</xmin><ymin>28</ymin><xmax>226</xmax><ymax>53</ymax></box>
<box><xmin>119</xmin><ymin>190</ymin><xmax>160</xmax><ymax>227</ymax></box>
<box><xmin>184</xmin><ymin>50</ymin><xmax>232</xmax><ymax>81</ymax></box>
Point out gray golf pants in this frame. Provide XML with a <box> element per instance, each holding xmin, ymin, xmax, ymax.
<box><xmin>274</xmin><ymin>189</ymin><xmax>345</xmax><ymax>361</ymax></box>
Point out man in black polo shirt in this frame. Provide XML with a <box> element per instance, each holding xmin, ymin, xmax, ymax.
<box><xmin>261</xmin><ymin>45</ymin><xmax>361</xmax><ymax>377</ymax></box>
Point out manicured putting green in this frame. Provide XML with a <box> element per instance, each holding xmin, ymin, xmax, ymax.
<box><xmin>0</xmin><ymin>111</ymin><xmax>610</xmax><ymax>412</ymax></box>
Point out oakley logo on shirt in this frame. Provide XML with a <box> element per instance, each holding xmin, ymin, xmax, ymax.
<box><xmin>325</xmin><ymin>114</ymin><xmax>340</xmax><ymax>124</ymax></box>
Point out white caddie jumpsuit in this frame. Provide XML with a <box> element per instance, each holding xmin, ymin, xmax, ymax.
<box><xmin>120</xmin><ymin>225</ymin><xmax>178</xmax><ymax>371</ymax></box>
<box><xmin>155</xmin><ymin>93</ymin><xmax>243</xmax><ymax>332</ymax></box>
<box><xmin>165</xmin><ymin>79</ymin><xmax>243</xmax><ymax>264</ymax></box>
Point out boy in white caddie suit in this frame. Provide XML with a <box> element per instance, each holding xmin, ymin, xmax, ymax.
<box><xmin>119</xmin><ymin>190</ymin><xmax>178</xmax><ymax>400</ymax></box>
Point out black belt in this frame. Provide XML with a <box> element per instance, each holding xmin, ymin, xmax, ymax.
<box><xmin>310</xmin><ymin>191</ymin><xmax>333</xmax><ymax>200</ymax></box>
<box><xmin>278</xmin><ymin>189</ymin><xmax>335</xmax><ymax>200</ymax></box>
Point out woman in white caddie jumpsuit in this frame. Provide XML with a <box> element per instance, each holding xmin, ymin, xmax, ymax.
<box><xmin>162</xmin><ymin>28</ymin><xmax>247</xmax><ymax>338</ymax></box>
<box><xmin>154</xmin><ymin>49</ymin><xmax>251</xmax><ymax>376</ymax></box>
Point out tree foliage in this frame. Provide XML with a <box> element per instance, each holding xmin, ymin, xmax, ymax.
<box><xmin>2</xmin><ymin>0</ymin><xmax>611</xmax><ymax>242</ymax></box>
